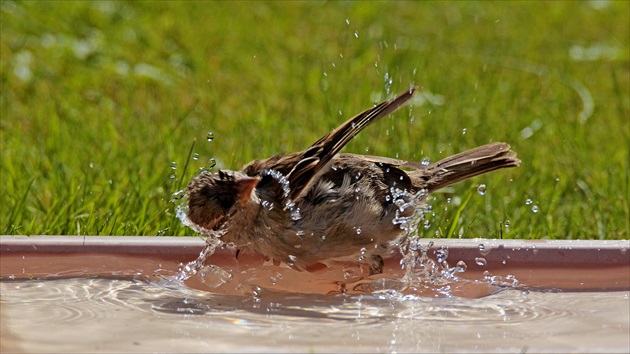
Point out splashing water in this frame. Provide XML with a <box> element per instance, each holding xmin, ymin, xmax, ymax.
<box><xmin>390</xmin><ymin>187</ymin><xmax>427</xmax><ymax>232</ymax></box>
<box><xmin>385</xmin><ymin>185</ymin><xmax>505</xmax><ymax>296</ymax></box>
<box><xmin>388</xmin><ymin>187</ymin><xmax>440</xmax><ymax>285</ymax></box>
<box><xmin>169</xmin><ymin>236</ymin><xmax>232</xmax><ymax>289</ymax></box>
<box><xmin>170</xmin><ymin>189</ymin><xmax>232</xmax><ymax>287</ymax></box>
<box><xmin>261</xmin><ymin>169</ymin><xmax>302</xmax><ymax>221</ymax></box>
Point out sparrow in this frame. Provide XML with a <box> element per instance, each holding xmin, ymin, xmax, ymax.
<box><xmin>186</xmin><ymin>87</ymin><xmax>520</xmax><ymax>275</ymax></box>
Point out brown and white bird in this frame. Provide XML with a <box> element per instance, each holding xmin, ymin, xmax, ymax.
<box><xmin>186</xmin><ymin>87</ymin><xmax>519</xmax><ymax>274</ymax></box>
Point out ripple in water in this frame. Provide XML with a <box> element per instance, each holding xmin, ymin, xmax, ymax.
<box><xmin>0</xmin><ymin>278</ymin><xmax>586</xmax><ymax>324</ymax></box>
<box><xmin>2</xmin><ymin>278</ymin><xmax>627</xmax><ymax>353</ymax></box>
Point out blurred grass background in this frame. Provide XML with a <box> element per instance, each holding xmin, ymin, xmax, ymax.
<box><xmin>1</xmin><ymin>1</ymin><xmax>628</xmax><ymax>239</ymax></box>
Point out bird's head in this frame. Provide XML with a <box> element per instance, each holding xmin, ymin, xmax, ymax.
<box><xmin>186</xmin><ymin>170</ymin><xmax>260</xmax><ymax>232</ymax></box>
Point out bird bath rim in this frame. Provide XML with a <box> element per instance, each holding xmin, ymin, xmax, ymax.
<box><xmin>1</xmin><ymin>235</ymin><xmax>628</xmax><ymax>295</ymax></box>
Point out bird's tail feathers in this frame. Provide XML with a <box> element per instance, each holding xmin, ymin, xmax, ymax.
<box><xmin>412</xmin><ymin>142</ymin><xmax>520</xmax><ymax>193</ymax></box>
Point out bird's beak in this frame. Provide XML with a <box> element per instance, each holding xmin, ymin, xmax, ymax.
<box><xmin>235</xmin><ymin>177</ymin><xmax>260</xmax><ymax>206</ymax></box>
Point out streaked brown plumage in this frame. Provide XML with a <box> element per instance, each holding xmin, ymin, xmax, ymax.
<box><xmin>186</xmin><ymin>87</ymin><xmax>520</xmax><ymax>274</ymax></box>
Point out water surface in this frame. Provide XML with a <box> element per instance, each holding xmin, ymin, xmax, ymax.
<box><xmin>1</xmin><ymin>278</ymin><xmax>628</xmax><ymax>353</ymax></box>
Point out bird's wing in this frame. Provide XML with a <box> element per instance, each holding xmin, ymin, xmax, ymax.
<box><xmin>284</xmin><ymin>87</ymin><xmax>417</xmax><ymax>203</ymax></box>
<box><xmin>242</xmin><ymin>88</ymin><xmax>416</xmax><ymax>206</ymax></box>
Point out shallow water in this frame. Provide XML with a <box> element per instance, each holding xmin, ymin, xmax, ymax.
<box><xmin>1</xmin><ymin>278</ymin><xmax>628</xmax><ymax>353</ymax></box>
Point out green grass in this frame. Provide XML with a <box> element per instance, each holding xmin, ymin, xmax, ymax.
<box><xmin>1</xmin><ymin>1</ymin><xmax>628</xmax><ymax>239</ymax></box>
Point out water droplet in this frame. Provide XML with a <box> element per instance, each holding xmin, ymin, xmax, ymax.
<box><xmin>525</xmin><ymin>198</ymin><xmax>533</xmax><ymax>205</ymax></box>
<box><xmin>504</xmin><ymin>220</ymin><xmax>511</xmax><ymax>227</ymax></box>
<box><xmin>520</xmin><ymin>127</ymin><xmax>534</xmax><ymax>139</ymax></box>
<box><xmin>89</xmin><ymin>162</ymin><xmax>94</xmax><ymax>168</ymax></box>
<box><xmin>477</xmin><ymin>184</ymin><xmax>487</xmax><ymax>195</ymax></box>
<box><xmin>478</xmin><ymin>243</ymin><xmax>485</xmax><ymax>251</ymax></box>
<box><xmin>475</xmin><ymin>257</ymin><xmax>487</xmax><ymax>266</ymax></box>
<box><xmin>288</xmin><ymin>255</ymin><xmax>297</xmax><ymax>262</ymax></box>
<box><xmin>206</xmin><ymin>132</ymin><xmax>214</xmax><ymax>141</ymax></box>
<box><xmin>456</xmin><ymin>260</ymin><xmax>467</xmax><ymax>271</ymax></box>
<box><xmin>198</xmin><ymin>264</ymin><xmax>233</xmax><ymax>288</ymax></box>
<box><xmin>345</xmin><ymin>18</ymin><xmax>350</xmax><ymax>25</ymax></box>
<box><xmin>532</xmin><ymin>205</ymin><xmax>539</xmax><ymax>213</ymax></box>
<box><xmin>360</xmin><ymin>247</ymin><xmax>367</xmax><ymax>255</ymax></box>
<box><xmin>296</xmin><ymin>230</ymin><xmax>304</xmax><ymax>236</ymax></box>
<box><xmin>356</xmin><ymin>228</ymin><xmax>362</xmax><ymax>235</ymax></box>
<box><xmin>170</xmin><ymin>189</ymin><xmax>185</xmax><ymax>202</ymax></box>
<box><xmin>436</xmin><ymin>246</ymin><xmax>448</xmax><ymax>263</ymax></box>
<box><xmin>170</xmin><ymin>162</ymin><xmax>177</xmax><ymax>170</ymax></box>
<box><xmin>423</xmin><ymin>219</ymin><xmax>431</xmax><ymax>229</ymax></box>
<box><xmin>364</xmin><ymin>147</ymin><xmax>369</xmax><ymax>152</ymax></box>
<box><xmin>354</xmin><ymin>31</ymin><xmax>359</xmax><ymax>38</ymax></box>
<box><xmin>462</xmin><ymin>128</ymin><xmax>467</xmax><ymax>135</ymax></box>
<box><xmin>290</xmin><ymin>208</ymin><xmax>302</xmax><ymax>221</ymax></box>
<box><xmin>421</xmin><ymin>157</ymin><xmax>431</xmax><ymax>166</ymax></box>
<box><xmin>192</xmin><ymin>153</ymin><xmax>199</xmax><ymax>160</ymax></box>
<box><xmin>261</xmin><ymin>200</ymin><xmax>274</xmax><ymax>210</ymax></box>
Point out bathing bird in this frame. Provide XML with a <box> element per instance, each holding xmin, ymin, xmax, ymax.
<box><xmin>186</xmin><ymin>87</ymin><xmax>519</xmax><ymax>274</ymax></box>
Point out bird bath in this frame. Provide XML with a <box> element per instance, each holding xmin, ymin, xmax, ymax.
<box><xmin>1</xmin><ymin>235</ymin><xmax>628</xmax><ymax>353</ymax></box>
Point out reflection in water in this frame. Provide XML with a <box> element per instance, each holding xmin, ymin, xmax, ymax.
<box><xmin>1</xmin><ymin>278</ymin><xmax>628</xmax><ymax>353</ymax></box>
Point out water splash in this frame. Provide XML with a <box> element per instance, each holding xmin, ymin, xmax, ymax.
<box><xmin>167</xmin><ymin>235</ymin><xmax>229</xmax><ymax>288</ymax></box>
<box><xmin>387</xmin><ymin>187</ymin><xmax>458</xmax><ymax>290</ymax></box>
<box><xmin>384</xmin><ymin>185</ymin><xmax>519</xmax><ymax>296</ymax></box>
<box><xmin>390</xmin><ymin>187</ymin><xmax>427</xmax><ymax>232</ymax></box>
<box><xmin>261</xmin><ymin>169</ymin><xmax>301</xmax><ymax>220</ymax></box>
<box><xmin>171</xmin><ymin>192</ymin><xmax>233</xmax><ymax>286</ymax></box>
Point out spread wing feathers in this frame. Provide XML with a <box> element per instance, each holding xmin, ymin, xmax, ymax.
<box><xmin>242</xmin><ymin>88</ymin><xmax>416</xmax><ymax>205</ymax></box>
<box><xmin>284</xmin><ymin>87</ymin><xmax>417</xmax><ymax>202</ymax></box>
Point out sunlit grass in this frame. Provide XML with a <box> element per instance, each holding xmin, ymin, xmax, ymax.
<box><xmin>1</xmin><ymin>1</ymin><xmax>628</xmax><ymax>239</ymax></box>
